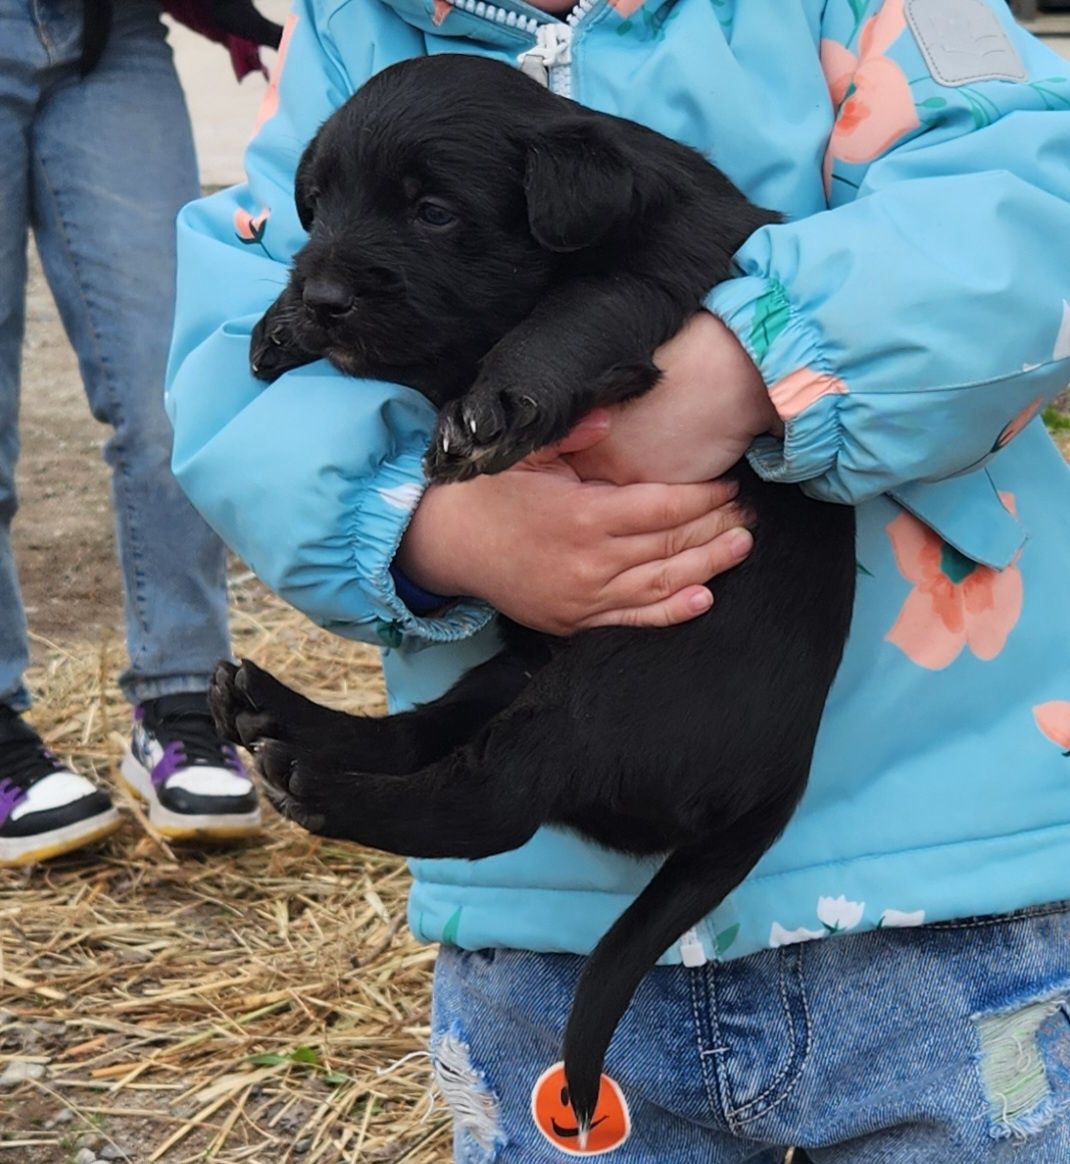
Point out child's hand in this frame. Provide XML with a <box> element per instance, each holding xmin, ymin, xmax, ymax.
<box><xmin>396</xmin><ymin>419</ymin><xmax>753</xmax><ymax>635</ymax></box>
<box><xmin>564</xmin><ymin>312</ymin><xmax>782</xmax><ymax>486</ymax></box>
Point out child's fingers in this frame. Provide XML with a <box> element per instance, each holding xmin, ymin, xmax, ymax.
<box><xmin>582</xmin><ymin>530</ymin><xmax>753</xmax><ymax>629</ymax></box>
<box><xmin>599</xmin><ymin>479</ymin><xmax>740</xmax><ymax>536</ymax></box>
<box><xmin>580</xmin><ymin>585</ymin><xmax>717</xmax><ymax>630</ymax></box>
<box><xmin>619</xmin><ymin>504</ymin><xmax>752</xmax><ymax>565</ymax></box>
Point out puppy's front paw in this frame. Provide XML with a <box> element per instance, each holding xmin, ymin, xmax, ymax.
<box><xmin>426</xmin><ymin>381</ymin><xmax>568</xmax><ymax>483</ymax></box>
<box><xmin>250</xmin><ymin>314</ymin><xmax>306</xmax><ymax>382</ymax></box>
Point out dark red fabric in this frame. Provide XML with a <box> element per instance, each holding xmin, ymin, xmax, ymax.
<box><xmin>161</xmin><ymin>0</ymin><xmax>268</xmax><ymax>80</ymax></box>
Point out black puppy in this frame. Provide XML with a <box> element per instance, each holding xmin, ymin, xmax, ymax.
<box><xmin>212</xmin><ymin>53</ymin><xmax>856</xmax><ymax>1134</ymax></box>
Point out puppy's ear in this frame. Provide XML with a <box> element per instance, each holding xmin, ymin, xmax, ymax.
<box><xmin>294</xmin><ymin>139</ymin><xmax>319</xmax><ymax>233</ymax></box>
<box><xmin>524</xmin><ymin>119</ymin><xmax>636</xmax><ymax>253</ymax></box>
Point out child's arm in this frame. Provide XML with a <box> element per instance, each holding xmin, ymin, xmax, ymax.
<box><xmin>701</xmin><ymin>0</ymin><xmax>1070</xmax><ymax>523</ymax></box>
<box><xmin>165</xmin><ymin>0</ymin><xmax>749</xmax><ymax>645</ymax></box>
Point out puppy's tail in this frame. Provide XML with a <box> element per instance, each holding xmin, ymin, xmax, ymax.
<box><xmin>561</xmin><ymin>802</ymin><xmax>794</xmax><ymax>1137</ymax></box>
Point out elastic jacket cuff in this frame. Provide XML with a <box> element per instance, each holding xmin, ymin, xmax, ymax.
<box><xmin>705</xmin><ymin>275</ymin><xmax>846</xmax><ymax>486</ymax></box>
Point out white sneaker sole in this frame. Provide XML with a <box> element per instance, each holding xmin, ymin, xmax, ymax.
<box><xmin>119</xmin><ymin>752</ymin><xmax>261</xmax><ymax>841</ymax></box>
<box><xmin>0</xmin><ymin>807</ymin><xmax>122</xmax><ymax>867</ymax></box>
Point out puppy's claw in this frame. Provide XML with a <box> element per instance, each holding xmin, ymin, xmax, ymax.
<box><xmin>427</xmin><ymin>394</ymin><xmax>541</xmax><ymax>484</ymax></box>
<box><xmin>259</xmin><ymin>740</ymin><xmax>299</xmax><ymax>793</ymax></box>
<box><xmin>461</xmin><ymin>398</ymin><xmax>505</xmax><ymax>445</ymax></box>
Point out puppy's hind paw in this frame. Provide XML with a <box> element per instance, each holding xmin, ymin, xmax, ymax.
<box><xmin>257</xmin><ymin>739</ymin><xmax>331</xmax><ymax>836</ymax></box>
<box><xmin>208</xmin><ymin>658</ymin><xmax>293</xmax><ymax>751</ymax></box>
<box><xmin>208</xmin><ymin>659</ymin><xmax>244</xmax><ymax>743</ymax></box>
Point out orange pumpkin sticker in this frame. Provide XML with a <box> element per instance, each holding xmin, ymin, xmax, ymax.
<box><xmin>530</xmin><ymin>1062</ymin><xmax>631</xmax><ymax>1156</ymax></box>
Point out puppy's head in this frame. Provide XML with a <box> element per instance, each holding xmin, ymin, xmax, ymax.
<box><xmin>281</xmin><ymin>55</ymin><xmax>663</xmax><ymax>403</ymax></box>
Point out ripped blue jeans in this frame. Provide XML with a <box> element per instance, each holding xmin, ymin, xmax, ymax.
<box><xmin>431</xmin><ymin>902</ymin><xmax>1070</xmax><ymax>1162</ymax></box>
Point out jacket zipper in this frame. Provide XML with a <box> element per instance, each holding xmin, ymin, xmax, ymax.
<box><xmin>516</xmin><ymin>0</ymin><xmax>596</xmax><ymax>96</ymax></box>
<box><xmin>439</xmin><ymin>0</ymin><xmax>597</xmax><ymax>97</ymax></box>
<box><xmin>679</xmin><ymin>927</ymin><xmax>709</xmax><ymax>968</ymax></box>
<box><xmin>443</xmin><ymin>0</ymin><xmax>542</xmax><ymax>37</ymax></box>
<box><xmin>517</xmin><ymin>22</ymin><xmax>574</xmax><ymax>95</ymax></box>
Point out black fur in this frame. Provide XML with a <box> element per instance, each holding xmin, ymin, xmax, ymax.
<box><xmin>214</xmin><ymin>54</ymin><xmax>856</xmax><ymax>1133</ymax></box>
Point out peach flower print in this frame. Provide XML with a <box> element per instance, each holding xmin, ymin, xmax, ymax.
<box><xmin>885</xmin><ymin>494</ymin><xmax>1023</xmax><ymax>670</ymax></box>
<box><xmin>234</xmin><ymin>207</ymin><xmax>270</xmax><ymax>244</ymax></box>
<box><xmin>995</xmin><ymin>397</ymin><xmax>1044</xmax><ymax>450</ymax></box>
<box><xmin>768</xmin><ymin>367</ymin><xmax>848</xmax><ymax>421</ymax></box>
<box><xmin>252</xmin><ymin>12</ymin><xmax>298</xmax><ymax>136</ymax></box>
<box><xmin>1034</xmin><ymin>702</ymin><xmax>1070</xmax><ymax>754</ymax></box>
<box><xmin>820</xmin><ymin>0</ymin><xmax>919</xmax><ymax>192</ymax></box>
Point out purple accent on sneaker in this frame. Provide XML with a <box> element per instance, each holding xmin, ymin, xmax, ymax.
<box><xmin>148</xmin><ymin>740</ymin><xmax>248</xmax><ymax>788</ymax></box>
<box><xmin>222</xmin><ymin>743</ymin><xmax>246</xmax><ymax>776</ymax></box>
<box><xmin>134</xmin><ymin>706</ymin><xmax>145</xmax><ymax>722</ymax></box>
<box><xmin>0</xmin><ymin>778</ymin><xmax>28</xmax><ymax>828</ymax></box>
<box><xmin>151</xmin><ymin>740</ymin><xmax>187</xmax><ymax>789</ymax></box>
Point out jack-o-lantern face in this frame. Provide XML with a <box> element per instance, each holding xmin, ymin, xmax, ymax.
<box><xmin>530</xmin><ymin>1062</ymin><xmax>631</xmax><ymax>1156</ymax></box>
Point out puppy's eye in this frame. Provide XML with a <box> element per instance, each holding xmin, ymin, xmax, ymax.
<box><xmin>415</xmin><ymin>201</ymin><xmax>457</xmax><ymax>228</ymax></box>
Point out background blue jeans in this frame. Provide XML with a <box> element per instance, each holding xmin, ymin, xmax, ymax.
<box><xmin>0</xmin><ymin>0</ymin><xmax>229</xmax><ymax>711</ymax></box>
<box><xmin>432</xmin><ymin>903</ymin><xmax>1070</xmax><ymax>1161</ymax></box>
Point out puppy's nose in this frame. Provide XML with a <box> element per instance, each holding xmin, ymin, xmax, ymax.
<box><xmin>302</xmin><ymin>278</ymin><xmax>355</xmax><ymax>321</ymax></box>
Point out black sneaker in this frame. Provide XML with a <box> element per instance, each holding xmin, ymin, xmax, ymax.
<box><xmin>0</xmin><ymin>706</ymin><xmax>121</xmax><ymax>867</ymax></box>
<box><xmin>119</xmin><ymin>692</ymin><xmax>260</xmax><ymax>841</ymax></box>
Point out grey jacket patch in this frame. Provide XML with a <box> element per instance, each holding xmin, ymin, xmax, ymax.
<box><xmin>905</xmin><ymin>0</ymin><xmax>1028</xmax><ymax>86</ymax></box>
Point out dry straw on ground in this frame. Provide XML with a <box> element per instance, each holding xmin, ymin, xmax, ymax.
<box><xmin>1</xmin><ymin>583</ymin><xmax>449</xmax><ymax>1163</ymax></box>
<box><xmin>4</xmin><ymin>574</ymin><xmax>812</xmax><ymax>1164</ymax></box>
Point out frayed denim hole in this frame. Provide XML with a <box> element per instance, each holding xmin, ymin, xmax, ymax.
<box><xmin>973</xmin><ymin>996</ymin><xmax>1068</xmax><ymax>1140</ymax></box>
<box><xmin>1036</xmin><ymin>1002</ymin><xmax>1070</xmax><ymax>1092</ymax></box>
<box><xmin>431</xmin><ymin>1024</ymin><xmax>505</xmax><ymax>1161</ymax></box>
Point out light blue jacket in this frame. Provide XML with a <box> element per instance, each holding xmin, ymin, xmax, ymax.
<box><xmin>166</xmin><ymin>0</ymin><xmax>1070</xmax><ymax>965</ymax></box>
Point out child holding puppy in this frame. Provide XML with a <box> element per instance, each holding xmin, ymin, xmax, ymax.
<box><xmin>167</xmin><ymin>1</ymin><xmax>1070</xmax><ymax>1158</ymax></box>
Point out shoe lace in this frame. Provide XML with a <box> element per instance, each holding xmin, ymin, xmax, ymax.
<box><xmin>0</xmin><ymin>719</ymin><xmax>63</xmax><ymax>821</ymax></box>
<box><xmin>0</xmin><ymin>720</ymin><xmax>64</xmax><ymax>793</ymax></box>
<box><xmin>144</xmin><ymin>697</ymin><xmax>243</xmax><ymax>775</ymax></box>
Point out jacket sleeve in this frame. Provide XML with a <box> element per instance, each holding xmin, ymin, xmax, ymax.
<box><xmin>165</xmin><ymin>0</ymin><xmax>491</xmax><ymax>648</ymax></box>
<box><xmin>705</xmin><ymin>0</ymin><xmax>1070</xmax><ymax>538</ymax></box>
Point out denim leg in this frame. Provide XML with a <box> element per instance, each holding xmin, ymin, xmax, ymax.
<box><xmin>430</xmin><ymin>945</ymin><xmax>789</xmax><ymax>1162</ymax></box>
<box><xmin>730</xmin><ymin>904</ymin><xmax>1070</xmax><ymax>1162</ymax></box>
<box><xmin>0</xmin><ymin>0</ymin><xmax>42</xmax><ymax>711</ymax></box>
<box><xmin>429</xmin><ymin>907</ymin><xmax>1070</xmax><ymax>1161</ymax></box>
<box><xmin>29</xmin><ymin>0</ymin><xmax>230</xmax><ymax>704</ymax></box>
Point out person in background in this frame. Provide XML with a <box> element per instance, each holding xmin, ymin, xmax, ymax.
<box><xmin>0</xmin><ymin>0</ymin><xmax>280</xmax><ymax>865</ymax></box>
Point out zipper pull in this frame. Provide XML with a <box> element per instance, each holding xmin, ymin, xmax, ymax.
<box><xmin>517</xmin><ymin>24</ymin><xmax>572</xmax><ymax>88</ymax></box>
<box><xmin>679</xmin><ymin>928</ymin><xmax>708</xmax><ymax>968</ymax></box>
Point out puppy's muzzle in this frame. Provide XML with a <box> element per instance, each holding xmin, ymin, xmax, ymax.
<box><xmin>302</xmin><ymin>278</ymin><xmax>356</xmax><ymax>325</ymax></box>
